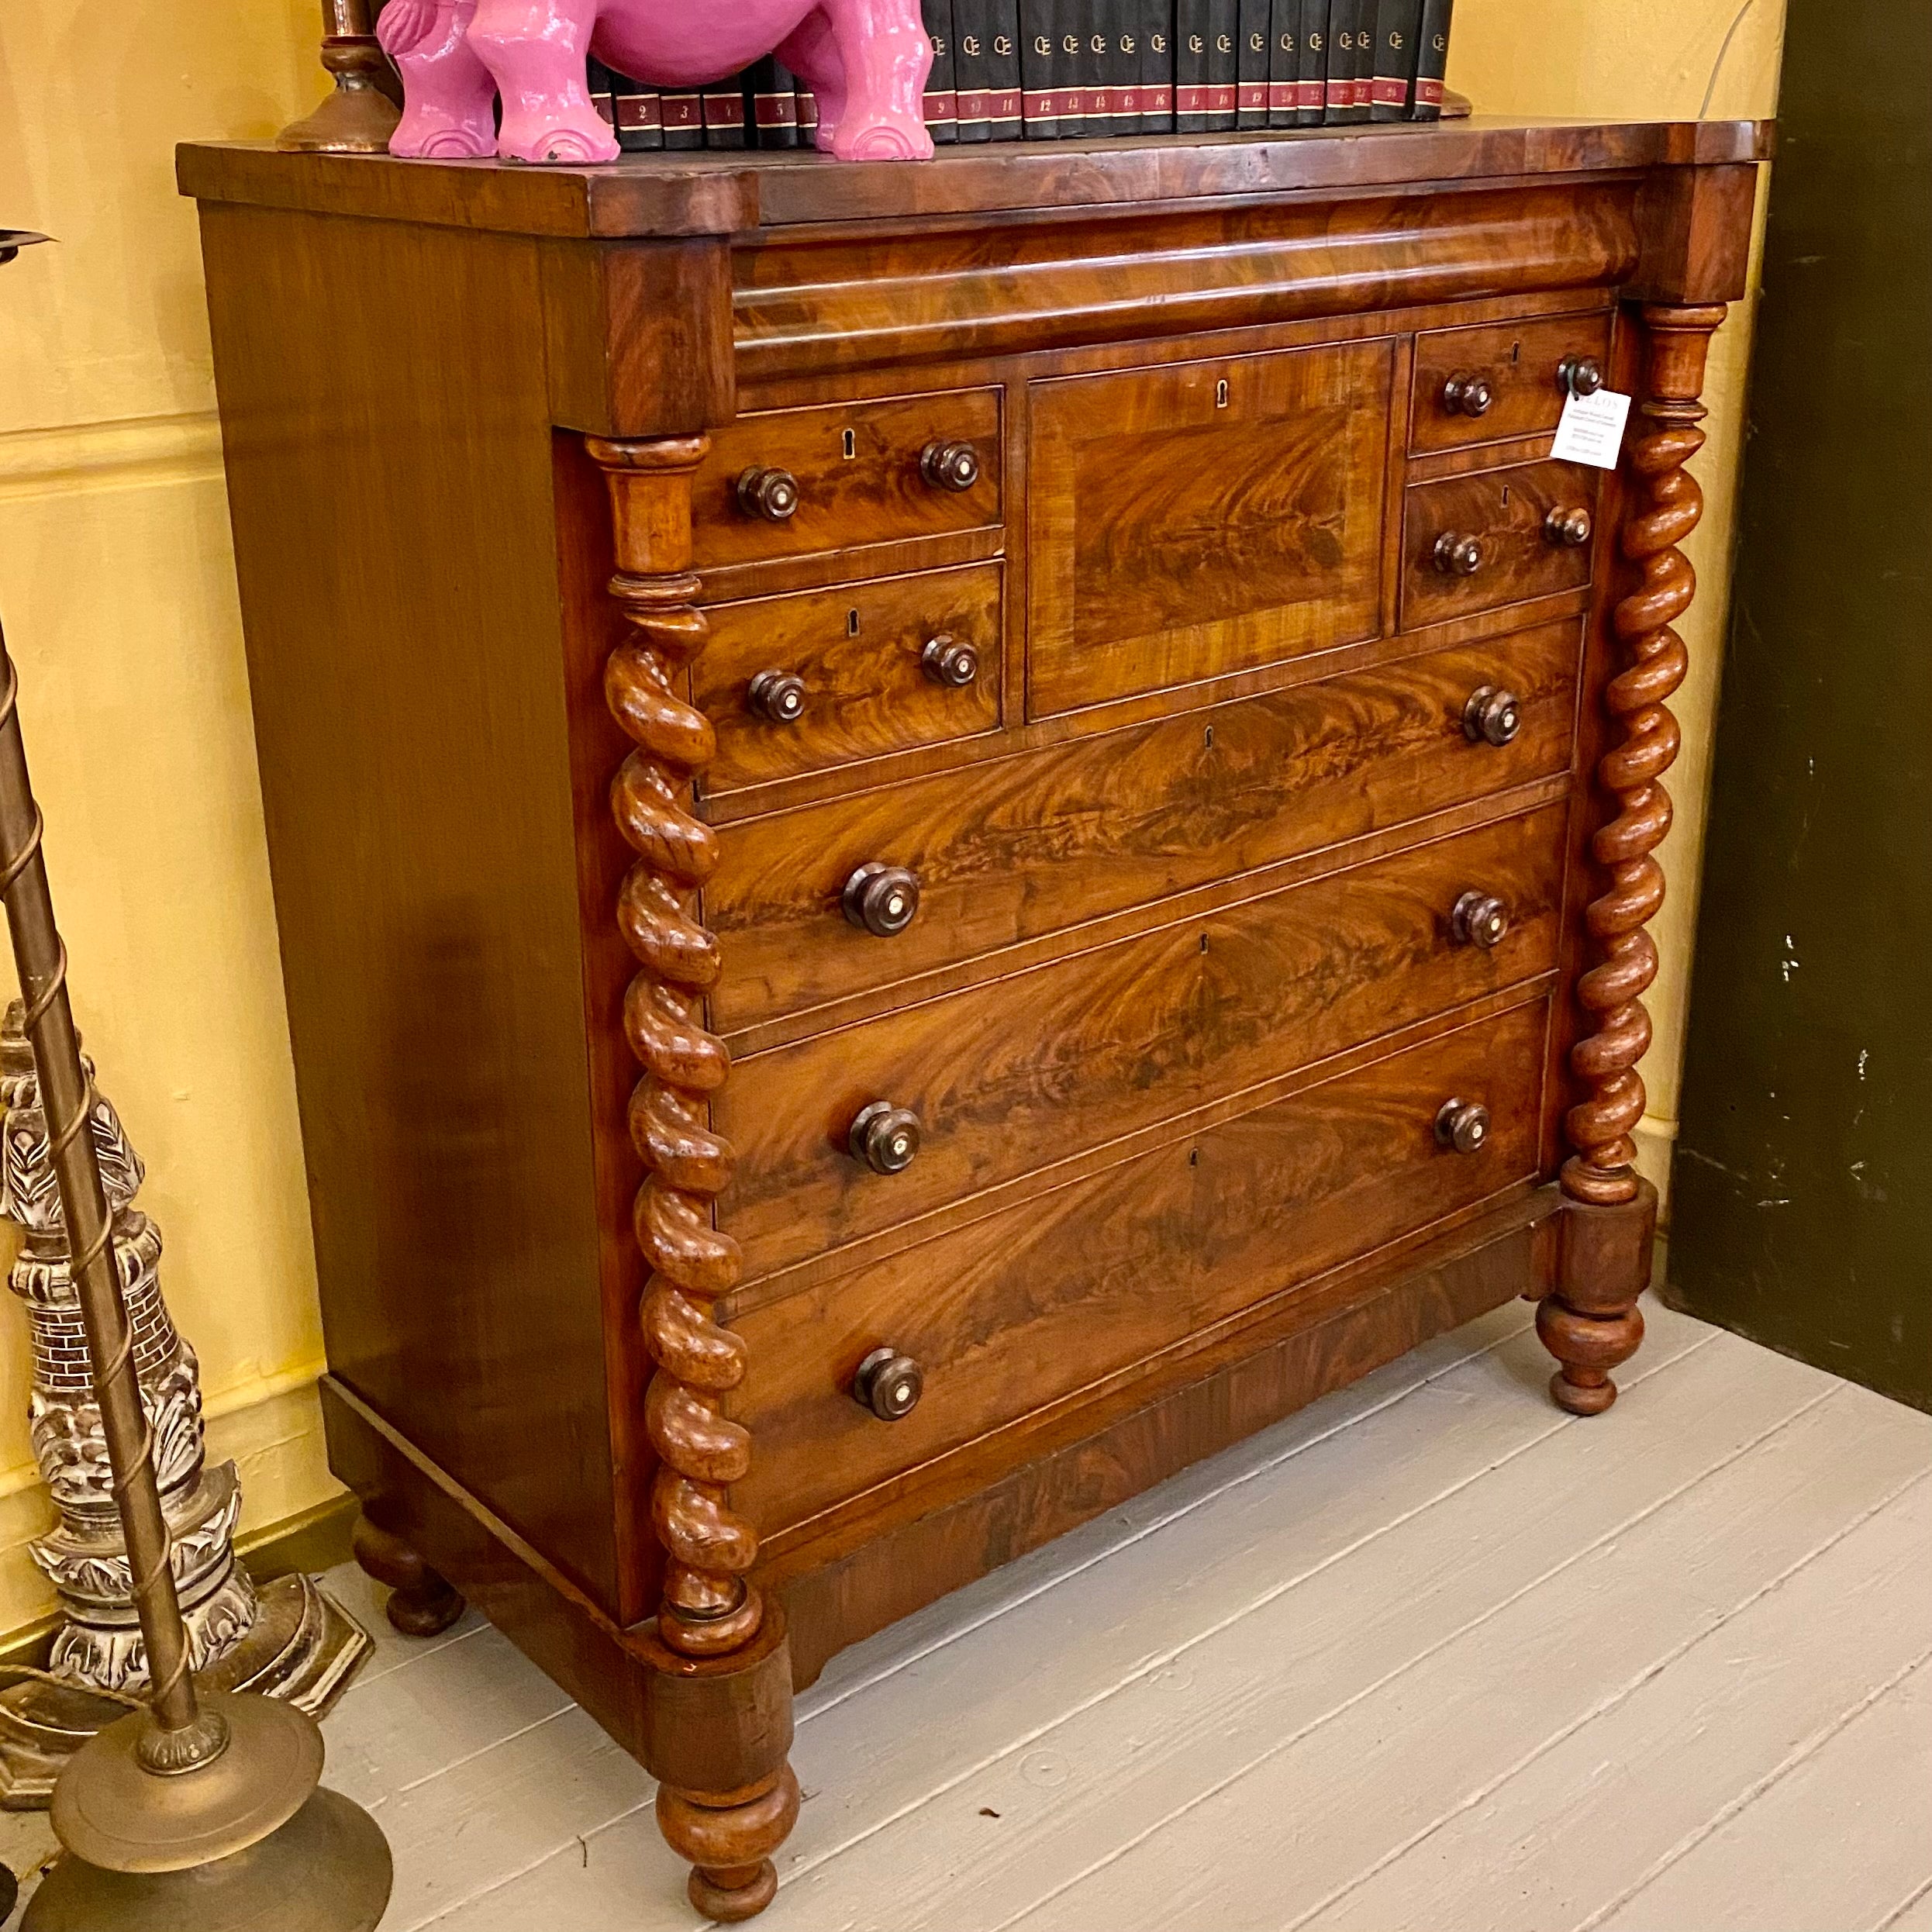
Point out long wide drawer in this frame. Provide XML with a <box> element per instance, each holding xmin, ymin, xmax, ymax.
<box><xmin>707</xmin><ymin>620</ymin><xmax>1582</xmax><ymax>1036</ymax></box>
<box><xmin>726</xmin><ymin>999</ymin><xmax>1550</xmax><ymax>1542</ymax></box>
<box><xmin>714</xmin><ymin>800</ymin><xmax>1568</xmax><ymax>1282</ymax></box>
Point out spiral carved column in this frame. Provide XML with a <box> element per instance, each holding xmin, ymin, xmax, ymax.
<box><xmin>585</xmin><ymin>435</ymin><xmax>798</xmax><ymax>1923</ymax></box>
<box><xmin>1540</xmin><ymin>302</ymin><xmax>1728</xmax><ymax>1416</ymax></box>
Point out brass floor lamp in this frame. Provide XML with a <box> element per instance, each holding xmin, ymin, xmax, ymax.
<box><xmin>0</xmin><ymin>241</ymin><xmax>393</xmax><ymax>1917</ymax></box>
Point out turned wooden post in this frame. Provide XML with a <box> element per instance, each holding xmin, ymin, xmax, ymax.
<box><xmin>276</xmin><ymin>0</ymin><xmax>402</xmax><ymax>154</ymax></box>
<box><xmin>585</xmin><ymin>435</ymin><xmax>799</xmax><ymax>1923</ymax></box>
<box><xmin>1540</xmin><ymin>301</ymin><xmax>1728</xmax><ymax>1415</ymax></box>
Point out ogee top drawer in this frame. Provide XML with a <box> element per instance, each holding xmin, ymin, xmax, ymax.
<box><xmin>1402</xmin><ymin>459</ymin><xmax>1600</xmax><ymax>632</ymax></box>
<box><xmin>715</xmin><ymin>801</ymin><xmax>1568</xmax><ymax>1282</ymax></box>
<box><xmin>706</xmin><ymin>623</ymin><xmax>1581</xmax><ymax>1035</ymax></box>
<box><xmin>695</xmin><ymin>563</ymin><xmax>1002</xmax><ymax>797</ymax></box>
<box><xmin>1410</xmin><ymin>311</ymin><xmax>1616</xmax><ymax>454</ymax></box>
<box><xmin>726</xmin><ymin>999</ymin><xmax>1549</xmax><ymax>1542</ymax></box>
<box><xmin>692</xmin><ymin>389</ymin><xmax>1002</xmax><ymax>572</ymax></box>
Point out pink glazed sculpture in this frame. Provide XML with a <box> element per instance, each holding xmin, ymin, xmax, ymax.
<box><xmin>377</xmin><ymin>0</ymin><xmax>935</xmax><ymax>164</ymax></box>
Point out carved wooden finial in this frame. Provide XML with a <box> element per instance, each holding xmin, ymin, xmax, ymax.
<box><xmin>276</xmin><ymin>0</ymin><xmax>402</xmax><ymax>154</ymax></box>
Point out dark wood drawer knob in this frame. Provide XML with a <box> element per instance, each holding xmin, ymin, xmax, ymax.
<box><xmin>747</xmin><ymin>669</ymin><xmax>807</xmax><ymax>724</ymax></box>
<box><xmin>736</xmin><ymin>466</ymin><xmax>801</xmax><ymax>522</ymax></box>
<box><xmin>842</xmin><ymin>862</ymin><xmax>922</xmax><ymax>937</ymax></box>
<box><xmin>1558</xmin><ymin>354</ymin><xmax>1605</xmax><ymax>398</ymax></box>
<box><xmin>1451</xmin><ymin>890</ymin><xmax>1510</xmax><ymax>950</ymax></box>
<box><xmin>1545</xmin><ymin>505</ymin><xmax>1594</xmax><ymax>548</ymax></box>
<box><xmin>920</xmin><ymin>440</ymin><xmax>982</xmax><ymax>493</ymax></box>
<box><xmin>853</xmin><ymin>1346</ymin><xmax>924</xmax><ymax>1421</ymax></box>
<box><xmin>1435</xmin><ymin>1098</ymin><xmax>1492</xmax><ymax>1156</ymax></box>
<box><xmin>921</xmin><ymin>633</ymin><xmax>980</xmax><ymax>688</ymax></box>
<box><xmin>1441</xmin><ymin>372</ymin><xmax>1494</xmax><ymax>417</ymax></box>
<box><xmin>849</xmin><ymin>1100</ymin><xmax>922</xmax><ymax>1175</ymax></box>
<box><xmin>1461</xmin><ymin>686</ymin><xmax>1523</xmax><ymax>747</ymax></box>
<box><xmin>1433</xmin><ymin>531</ymin><xmax>1484</xmax><ymax>576</ymax></box>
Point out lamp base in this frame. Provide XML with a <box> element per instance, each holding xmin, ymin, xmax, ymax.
<box><xmin>0</xmin><ymin>1571</ymin><xmax>371</xmax><ymax>1809</ymax></box>
<box><xmin>22</xmin><ymin>1785</ymin><xmax>392</xmax><ymax>1932</ymax></box>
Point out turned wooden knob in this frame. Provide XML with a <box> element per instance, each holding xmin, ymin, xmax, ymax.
<box><xmin>747</xmin><ymin>669</ymin><xmax>807</xmax><ymax>723</ymax></box>
<box><xmin>921</xmin><ymin>633</ymin><xmax>980</xmax><ymax>688</ymax></box>
<box><xmin>737</xmin><ymin>466</ymin><xmax>801</xmax><ymax>522</ymax></box>
<box><xmin>1545</xmin><ymin>505</ymin><xmax>1594</xmax><ymax>548</ymax></box>
<box><xmin>1462</xmin><ymin>685</ymin><xmax>1523</xmax><ymax>747</ymax></box>
<box><xmin>1451</xmin><ymin>889</ymin><xmax>1510</xmax><ymax>950</ymax></box>
<box><xmin>920</xmin><ymin>440</ymin><xmax>982</xmax><ymax>493</ymax></box>
<box><xmin>854</xmin><ymin>1346</ymin><xmax>924</xmax><ymax>1420</ymax></box>
<box><xmin>1433</xmin><ymin>531</ymin><xmax>1484</xmax><ymax>576</ymax></box>
<box><xmin>849</xmin><ymin>1100</ymin><xmax>922</xmax><ymax>1174</ymax></box>
<box><xmin>1559</xmin><ymin>354</ymin><xmax>1605</xmax><ymax>398</ymax></box>
<box><xmin>1435</xmin><ymin>1098</ymin><xmax>1492</xmax><ymax>1156</ymax></box>
<box><xmin>1441</xmin><ymin>372</ymin><xmax>1494</xmax><ymax>417</ymax></box>
<box><xmin>842</xmin><ymin>862</ymin><xmax>922</xmax><ymax>937</ymax></box>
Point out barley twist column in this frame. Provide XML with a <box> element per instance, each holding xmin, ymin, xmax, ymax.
<box><xmin>1540</xmin><ymin>302</ymin><xmax>1728</xmax><ymax>1415</ymax></box>
<box><xmin>585</xmin><ymin>436</ymin><xmax>798</xmax><ymax>1923</ymax></box>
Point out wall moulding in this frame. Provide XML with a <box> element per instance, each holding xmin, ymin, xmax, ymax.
<box><xmin>0</xmin><ymin>412</ymin><xmax>225</xmax><ymax>502</ymax></box>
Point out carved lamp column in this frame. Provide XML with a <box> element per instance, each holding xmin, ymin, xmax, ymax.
<box><xmin>0</xmin><ymin>1003</ymin><xmax>370</xmax><ymax>1805</ymax></box>
<box><xmin>276</xmin><ymin>0</ymin><xmax>402</xmax><ymax>154</ymax></box>
<box><xmin>585</xmin><ymin>436</ymin><xmax>800</xmax><ymax>1923</ymax></box>
<box><xmin>1539</xmin><ymin>300</ymin><xmax>1730</xmax><ymax>1415</ymax></box>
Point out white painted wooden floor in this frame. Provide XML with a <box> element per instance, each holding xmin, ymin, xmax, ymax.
<box><xmin>6</xmin><ymin>1293</ymin><xmax>1930</xmax><ymax>1930</ymax></box>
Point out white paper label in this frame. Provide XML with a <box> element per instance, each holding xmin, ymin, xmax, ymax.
<box><xmin>1551</xmin><ymin>388</ymin><xmax>1634</xmax><ymax>469</ymax></box>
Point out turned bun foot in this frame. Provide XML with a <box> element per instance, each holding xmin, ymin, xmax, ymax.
<box><xmin>1537</xmin><ymin>1295</ymin><xmax>1644</xmax><ymax>1417</ymax></box>
<box><xmin>351</xmin><ymin>1514</ymin><xmax>466</xmax><ymax>1637</ymax></box>
<box><xmin>659</xmin><ymin>1765</ymin><xmax>801</xmax><ymax>1923</ymax></box>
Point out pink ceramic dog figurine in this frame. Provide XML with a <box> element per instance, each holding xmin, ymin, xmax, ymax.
<box><xmin>378</xmin><ymin>0</ymin><xmax>934</xmax><ymax>164</ymax></box>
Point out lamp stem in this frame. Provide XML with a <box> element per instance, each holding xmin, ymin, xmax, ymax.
<box><xmin>0</xmin><ymin>629</ymin><xmax>202</xmax><ymax>1746</ymax></box>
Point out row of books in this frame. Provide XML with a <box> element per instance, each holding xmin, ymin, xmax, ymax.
<box><xmin>586</xmin><ymin>0</ymin><xmax>1455</xmax><ymax>152</ymax></box>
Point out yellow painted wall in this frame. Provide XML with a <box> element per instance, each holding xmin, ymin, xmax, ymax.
<box><xmin>0</xmin><ymin>2</ymin><xmax>1784</xmax><ymax>1638</ymax></box>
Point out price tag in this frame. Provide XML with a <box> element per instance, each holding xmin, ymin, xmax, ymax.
<box><xmin>1551</xmin><ymin>388</ymin><xmax>1634</xmax><ymax>470</ymax></box>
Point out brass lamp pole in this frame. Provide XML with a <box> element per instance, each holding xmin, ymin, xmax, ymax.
<box><xmin>0</xmin><ymin>615</ymin><xmax>392</xmax><ymax>1927</ymax></box>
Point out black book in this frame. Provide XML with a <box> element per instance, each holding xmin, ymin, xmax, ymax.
<box><xmin>661</xmin><ymin>78</ymin><xmax>702</xmax><ymax>148</ymax></box>
<box><xmin>1064</xmin><ymin>0</ymin><xmax>1096</xmax><ymax>139</ymax></box>
<box><xmin>1369</xmin><ymin>0</ymin><xmax>1421</xmax><ymax>119</ymax></box>
<box><xmin>1323</xmin><ymin>0</ymin><xmax>1357</xmax><ymax>122</ymax></box>
<box><xmin>701</xmin><ymin>67</ymin><xmax>748</xmax><ymax>147</ymax></box>
<box><xmin>1347</xmin><ymin>0</ymin><xmax>1375</xmax><ymax>119</ymax></box>
<box><xmin>1175</xmin><ymin>0</ymin><xmax>1211</xmax><ymax>132</ymax></box>
<box><xmin>923</xmin><ymin>0</ymin><xmax>959</xmax><ymax>143</ymax></box>
<box><xmin>985</xmin><ymin>0</ymin><xmax>1024</xmax><ymax>138</ymax></box>
<box><xmin>585</xmin><ymin>56</ymin><xmax>617</xmax><ymax>137</ymax></box>
<box><xmin>1237</xmin><ymin>0</ymin><xmax>1270</xmax><ymax>127</ymax></box>
<box><xmin>1022</xmin><ymin>0</ymin><xmax>1061</xmax><ymax>137</ymax></box>
<box><xmin>1107</xmin><ymin>5</ymin><xmax>1142</xmax><ymax>135</ymax></box>
<box><xmin>1267</xmin><ymin>0</ymin><xmax>1296</xmax><ymax>127</ymax></box>
<box><xmin>745</xmin><ymin>56</ymin><xmax>800</xmax><ymax>147</ymax></box>
<box><xmin>1140</xmin><ymin>0</ymin><xmax>1175</xmax><ymax>133</ymax></box>
<box><xmin>954</xmin><ymin>0</ymin><xmax>992</xmax><ymax>140</ymax></box>
<box><xmin>1410</xmin><ymin>0</ymin><xmax>1451</xmax><ymax>117</ymax></box>
<box><xmin>1295</xmin><ymin>0</ymin><xmax>1328</xmax><ymax>125</ymax></box>
<box><xmin>1207</xmin><ymin>0</ymin><xmax>1238</xmax><ymax>128</ymax></box>
<box><xmin>605</xmin><ymin>68</ymin><xmax>665</xmax><ymax>150</ymax></box>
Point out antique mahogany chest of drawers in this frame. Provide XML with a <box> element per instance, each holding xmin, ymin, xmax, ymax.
<box><xmin>181</xmin><ymin>118</ymin><xmax>1767</xmax><ymax>1919</ymax></box>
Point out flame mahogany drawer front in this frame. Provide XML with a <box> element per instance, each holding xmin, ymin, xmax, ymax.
<box><xmin>1409</xmin><ymin>310</ymin><xmax>1616</xmax><ymax>454</ymax></box>
<box><xmin>1025</xmin><ymin>340</ymin><xmax>1392</xmax><ymax>719</ymax></box>
<box><xmin>690</xmin><ymin>388</ymin><xmax>1003</xmax><ymax>573</ymax></box>
<box><xmin>705</xmin><ymin>620</ymin><xmax>1583</xmax><ymax>1037</ymax></box>
<box><xmin>1401</xmin><ymin>457</ymin><xmax>1603</xmax><ymax>631</ymax></box>
<box><xmin>694</xmin><ymin>563</ymin><xmax>1003</xmax><ymax>797</ymax></box>
<box><xmin>726</xmin><ymin>998</ymin><xmax>1551</xmax><ymax>1544</ymax></box>
<box><xmin>716</xmin><ymin>800</ymin><xmax>1569</xmax><ymax>1284</ymax></box>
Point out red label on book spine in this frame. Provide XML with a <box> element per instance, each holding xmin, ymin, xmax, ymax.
<box><xmin>957</xmin><ymin>87</ymin><xmax>990</xmax><ymax>119</ymax></box>
<box><xmin>1175</xmin><ymin>84</ymin><xmax>1209</xmax><ymax>112</ymax></box>
<box><xmin>1414</xmin><ymin>77</ymin><xmax>1444</xmax><ymax>104</ymax></box>
<box><xmin>991</xmin><ymin>89</ymin><xmax>1022</xmax><ymax>121</ymax></box>
<box><xmin>797</xmin><ymin>90</ymin><xmax>819</xmax><ymax>126</ymax></box>
<box><xmin>1268</xmin><ymin>81</ymin><xmax>1295</xmax><ymax>110</ymax></box>
<box><xmin>662</xmin><ymin>94</ymin><xmax>700</xmax><ymax>128</ymax></box>
<box><xmin>703</xmin><ymin>96</ymin><xmax>745</xmax><ymax>127</ymax></box>
<box><xmin>1209</xmin><ymin>83</ymin><xmax>1237</xmax><ymax>112</ymax></box>
<box><xmin>754</xmin><ymin>93</ymin><xmax>798</xmax><ymax>127</ymax></box>
<box><xmin>616</xmin><ymin>97</ymin><xmax>664</xmax><ymax>131</ymax></box>
<box><xmin>1371</xmin><ymin>78</ymin><xmax>1408</xmax><ymax>103</ymax></box>
<box><xmin>1146</xmin><ymin>85</ymin><xmax>1173</xmax><ymax>112</ymax></box>
<box><xmin>1237</xmin><ymin>81</ymin><xmax>1268</xmax><ymax>110</ymax></box>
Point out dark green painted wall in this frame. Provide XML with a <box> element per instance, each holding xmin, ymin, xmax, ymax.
<box><xmin>1669</xmin><ymin>0</ymin><xmax>1932</xmax><ymax>1409</ymax></box>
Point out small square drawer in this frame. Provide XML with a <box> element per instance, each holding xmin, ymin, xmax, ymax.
<box><xmin>1401</xmin><ymin>458</ymin><xmax>1600</xmax><ymax>632</ymax></box>
<box><xmin>1410</xmin><ymin>311</ymin><xmax>1615</xmax><ymax>454</ymax></box>
<box><xmin>691</xmin><ymin>389</ymin><xmax>1002</xmax><ymax>572</ymax></box>
<box><xmin>695</xmin><ymin>563</ymin><xmax>1003</xmax><ymax>799</ymax></box>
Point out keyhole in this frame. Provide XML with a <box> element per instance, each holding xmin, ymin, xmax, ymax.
<box><xmin>1189</xmin><ymin>1148</ymin><xmax>1199</xmax><ymax>1167</ymax></box>
<box><xmin>842</xmin><ymin>428</ymin><xmax>857</xmax><ymax>460</ymax></box>
<box><xmin>1511</xmin><ymin>340</ymin><xmax>1521</xmax><ymax>364</ymax></box>
<box><xmin>1216</xmin><ymin>378</ymin><xmax>1230</xmax><ymax>409</ymax></box>
<box><xmin>1502</xmin><ymin>485</ymin><xmax>1511</xmax><ymax>508</ymax></box>
<box><xmin>1199</xmin><ymin>933</ymin><xmax>1209</xmax><ymax>954</ymax></box>
<box><xmin>1205</xmin><ymin>724</ymin><xmax>1215</xmax><ymax>749</ymax></box>
<box><xmin>847</xmin><ymin>608</ymin><xmax>861</xmax><ymax>637</ymax></box>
